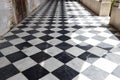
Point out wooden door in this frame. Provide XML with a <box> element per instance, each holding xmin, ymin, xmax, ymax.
<box><xmin>13</xmin><ymin>0</ymin><xmax>27</xmax><ymax>23</ymax></box>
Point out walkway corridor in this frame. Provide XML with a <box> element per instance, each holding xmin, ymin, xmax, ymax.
<box><xmin>1</xmin><ymin>0</ymin><xmax>120</xmax><ymax>80</ymax></box>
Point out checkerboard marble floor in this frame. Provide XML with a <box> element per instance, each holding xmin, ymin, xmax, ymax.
<box><xmin>1</xmin><ymin>0</ymin><xmax>120</xmax><ymax>80</ymax></box>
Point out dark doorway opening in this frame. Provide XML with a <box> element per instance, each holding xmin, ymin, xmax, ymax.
<box><xmin>13</xmin><ymin>0</ymin><xmax>27</xmax><ymax>23</ymax></box>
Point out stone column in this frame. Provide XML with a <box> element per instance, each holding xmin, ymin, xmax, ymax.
<box><xmin>99</xmin><ymin>0</ymin><xmax>111</xmax><ymax>16</ymax></box>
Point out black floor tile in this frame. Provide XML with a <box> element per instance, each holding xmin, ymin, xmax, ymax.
<box><xmin>52</xmin><ymin>65</ymin><xmax>79</xmax><ymax>80</ymax></box>
<box><xmin>36</xmin><ymin>42</ymin><xmax>52</xmax><ymax>50</ymax></box>
<box><xmin>22</xmin><ymin>35</ymin><xmax>36</xmax><ymax>41</ymax></box>
<box><xmin>56</xmin><ymin>42</ymin><xmax>73</xmax><ymax>50</ymax></box>
<box><xmin>78</xmin><ymin>52</ymin><xmax>99</xmax><ymax>61</ymax></box>
<box><xmin>58</xmin><ymin>30</ymin><xmax>69</xmax><ymax>34</ymax></box>
<box><xmin>0</xmin><ymin>42</ymin><xmax>12</xmax><ymax>49</ymax></box>
<box><xmin>76</xmin><ymin>44</ymin><xmax>93</xmax><ymax>51</ymax></box>
<box><xmin>11</xmin><ymin>30</ymin><xmax>24</xmax><ymax>34</ymax></box>
<box><xmin>27</xmin><ymin>30</ymin><xmax>39</xmax><ymax>34</ymax></box>
<box><xmin>15</xmin><ymin>42</ymin><xmax>32</xmax><ymax>50</ymax></box>
<box><xmin>40</xmin><ymin>35</ymin><xmax>53</xmax><ymax>41</ymax></box>
<box><xmin>30</xmin><ymin>52</ymin><xmax>51</xmax><ymax>63</ymax></box>
<box><xmin>44</xmin><ymin>26</ymin><xmax>55</xmax><ymax>29</ymax></box>
<box><xmin>18</xmin><ymin>25</ymin><xmax>28</xmax><ymax>29</ymax></box>
<box><xmin>0</xmin><ymin>64</ymin><xmax>19</xmax><ymax>80</ymax></box>
<box><xmin>23</xmin><ymin>64</ymin><xmax>49</xmax><ymax>80</ymax></box>
<box><xmin>6</xmin><ymin>51</ymin><xmax>27</xmax><ymax>62</ymax></box>
<box><xmin>57</xmin><ymin>35</ymin><xmax>70</xmax><ymax>41</ymax></box>
<box><xmin>43</xmin><ymin>30</ymin><xmax>54</xmax><ymax>34</ymax></box>
<box><xmin>54</xmin><ymin>52</ymin><xmax>75</xmax><ymax>63</ymax></box>
<box><xmin>72</xmin><ymin>25</ymin><xmax>82</xmax><ymax>29</ymax></box>
<box><xmin>0</xmin><ymin>52</ymin><xmax>4</xmax><ymax>57</ymax></box>
<box><xmin>58</xmin><ymin>26</ymin><xmax>68</xmax><ymax>29</ymax></box>
<box><xmin>5</xmin><ymin>35</ymin><xmax>19</xmax><ymax>41</ymax></box>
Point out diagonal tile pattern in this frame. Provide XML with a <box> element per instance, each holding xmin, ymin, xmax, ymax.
<box><xmin>0</xmin><ymin>0</ymin><xmax>120</xmax><ymax>80</ymax></box>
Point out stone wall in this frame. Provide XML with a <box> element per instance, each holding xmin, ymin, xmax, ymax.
<box><xmin>0</xmin><ymin>0</ymin><xmax>48</xmax><ymax>36</ymax></box>
<box><xmin>0</xmin><ymin>0</ymin><xmax>11</xmax><ymax>36</ymax></box>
